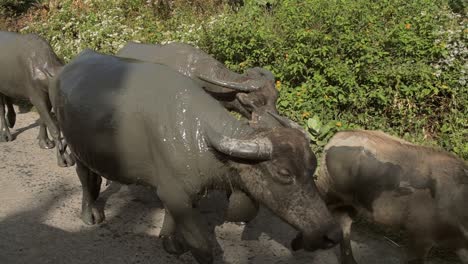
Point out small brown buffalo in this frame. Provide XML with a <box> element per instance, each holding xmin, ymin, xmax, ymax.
<box><xmin>315</xmin><ymin>130</ymin><xmax>468</xmax><ymax>264</ymax></box>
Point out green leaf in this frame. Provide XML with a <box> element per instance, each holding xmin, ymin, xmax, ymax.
<box><xmin>307</xmin><ymin>116</ymin><xmax>322</xmax><ymax>133</ymax></box>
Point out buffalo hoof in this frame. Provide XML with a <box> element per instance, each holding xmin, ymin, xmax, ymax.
<box><xmin>0</xmin><ymin>131</ymin><xmax>13</xmax><ymax>142</ymax></box>
<box><xmin>407</xmin><ymin>260</ymin><xmax>424</xmax><ymax>264</ymax></box>
<box><xmin>291</xmin><ymin>233</ymin><xmax>303</xmax><ymax>251</ymax></box>
<box><xmin>57</xmin><ymin>152</ymin><xmax>75</xmax><ymax>167</ymax></box>
<box><xmin>6</xmin><ymin>113</ymin><xmax>15</xmax><ymax>128</ymax></box>
<box><xmin>192</xmin><ymin>251</ymin><xmax>214</xmax><ymax>264</ymax></box>
<box><xmin>341</xmin><ymin>256</ymin><xmax>358</xmax><ymax>264</ymax></box>
<box><xmin>39</xmin><ymin>138</ymin><xmax>55</xmax><ymax>149</ymax></box>
<box><xmin>162</xmin><ymin>235</ymin><xmax>188</xmax><ymax>256</ymax></box>
<box><xmin>81</xmin><ymin>206</ymin><xmax>105</xmax><ymax>225</ymax></box>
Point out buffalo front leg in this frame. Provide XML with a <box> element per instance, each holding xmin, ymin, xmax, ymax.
<box><xmin>5</xmin><ymin>97</ymin><xmax>16</xmax><ymax>128</ymax></box>
<box><xmin>335</xmin><ymin>211</ymin><xmax>358</xmax><ymax>264</ymax></box>
<box><xmin>76</xmin><ymin>159</ymin><xmax>105</xmax><ymax>225</ymax></box>
<box><xmin>456</xmin><ymin>248</ymin><xmax>468</xmax><ymax>264</ymax></box>
<box><xmin>405</xmin><ymin>237</ymin><xmax>432</xmax><ymax>264</ymax></box>
<box><xmin>160</xmin><ymin>208</ymin><xmax>189</xmax><ymax>255</ymax></box>
<box><xmin>29</xmin><ymin>93</ymin><xmax>74</xmax><ymax>166</ymax></box>
<box><xmin>158</xmin><ymin>186</ymin><xmax>213</xmax><ymax>264</ymax></box>
<box><xmin>0</xmin><ymin>95</ymin><xmax>13</xmax><ymax>142</ymax></box>
<box><xmin>225</xmin><ymin>190</ymin><xmax>259</xmax><ymax>224</ymax></box>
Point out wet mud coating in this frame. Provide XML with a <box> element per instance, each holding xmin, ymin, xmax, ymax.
<box><xmin>51</xmin><ymin>50</ymin><xmax>340</xmax><ymax>263</ymax></box>
<box><xmin>317</xmin><ymin>130</ymin><xmax>468</xmax><ymax>264</ymax></box>
<box><xmin>0</xmin><ymin>31</ymin><xmax>73</xmax><ymax>167</ymax></box>
<box><xmin>117</xmin><ymin>42</ymin><xmax>278</xmax><ymax>118</ymax></box>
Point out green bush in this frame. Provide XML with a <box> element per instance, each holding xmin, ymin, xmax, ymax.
<box><xmin>202</xmin><ymin>0</ymin><xmax>467</xmax><ymax>158</ymax></box>
<box><xmin>0</xmin><ymin>0</ymin><xmax>40</xmax><ymax>16</ymax></box>
<box><xmin>21</xmin><ymin>0</ymin><xmax>467</xmax><ymax>158</ymax></box>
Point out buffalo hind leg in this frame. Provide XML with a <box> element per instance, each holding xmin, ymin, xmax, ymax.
<box><xmin>29</xmin><ymin>91</ymin><xmax>74</xmax><ymax>166</ymax></box>
<box><xmin>335</xmin><ymin>209</ymin><xmax>358</xmax><ymax>264</ymax></box>
<box><xmin>158</xmin><ymin>185</ymin><xmax>213</xmax><ymax>264</ymax></box>
<box><xmin>38</xmin><ymin>123</ymin><xmax>55</xmax><ymax>149</ymax></box>
<box><xmin>0</xmin><ymin>95</ymin><xmax>13</xmax><ymax>142</ymax></box>
<box><xmin>76</xmin><ymin>159</ymin><xmax>104</xmax><ymax>225</ymax></box>
<box><xmin>33</xmin><ymin>94</ymin><xmax>55</xmax><ymax>149</ymax></box>
<box><xmin>5</xmin><ymin>97</ymin><xmax>16</xmax><ymax>128</ymax></box>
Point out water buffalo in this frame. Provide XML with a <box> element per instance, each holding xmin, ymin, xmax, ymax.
<box><xmin>315</xmin><ymin>130</ymin><xmax>468</xmax><ymax>264</ymax></box>
<box><xmin>0</xmin><ymin>31</ymin><xmax>73</xmax><ymax>167</ymax></box>
<box><xmin>51</xmin><ymin>49</ymin><xmax>342</xmax><ymax>264</ymax></box>
<box><xmin>116</xmin><ymin>42</ymin><xmax>278</xmax><ymax>118</ymax></box>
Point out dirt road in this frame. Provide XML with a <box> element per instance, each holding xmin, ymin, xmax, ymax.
<box><xmin>0</xmin><ymin>109</ymin><xmax>458</xmax><ymax>263</ymax></box>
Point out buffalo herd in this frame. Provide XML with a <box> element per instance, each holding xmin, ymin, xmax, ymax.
<box><xmin>0</xmin><ymin>31</ymin><xmax>467</xmax><ymax>264</ymax></box>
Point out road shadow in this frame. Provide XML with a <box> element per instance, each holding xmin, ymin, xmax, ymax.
<box><xmin>0</xmin><ymin>188</ymin><xmax>193</xmax><ymax>264</ymax></box>
<box><xmin>11</xmin><ymin>119</ymin><xmax>40</xmax><ymax>139</ymax></box>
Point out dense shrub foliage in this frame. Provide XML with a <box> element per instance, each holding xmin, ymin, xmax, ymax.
<box><xmin>2</xmin><ymin>0</ymin><xmax>467</xmax><ymax>158</ymax></box>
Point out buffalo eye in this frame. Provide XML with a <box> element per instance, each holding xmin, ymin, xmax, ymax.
<box><xmin>273</xmin><ymin>168</ymin><xmax>293</xmax><ymax>185</ymax></box>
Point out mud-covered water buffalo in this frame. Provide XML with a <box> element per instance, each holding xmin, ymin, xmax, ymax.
<box><xmin>315</xmin><ymin>130</ymin><xmax>468</xmax><ymax>264</ymax></box>
<box><xmin>51</xmin><ymin>49</ymin><xmax>342</xmax><ymax>263</ymax></box>
<box><xmin>116</xmin><ymin>42</ymin><xmax>278</xmax><ymax>118</ymax></box>
<box><xmin>0</xmin><ymin>31</ymin><xmax>73</xmax><ymax>167</ymax></box>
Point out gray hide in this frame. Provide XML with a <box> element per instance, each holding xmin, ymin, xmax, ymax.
<box><xmin>316</xmin><ymin>130</ymin><xmax>468</xmax><ymax>264</ymax></box>
<box><xmin>116</xmin><ymin>42</ymin><xmax>278</xmax><ymax>118</ymax></box>
<box><xmin>51</xmin><ymin>50</ymin><xmax>342</xmax><ymax>264</ymax></box>
<box><xmin>0</xmin><ymin>31</ymin><xmax>74</xmax><ymax>167</ymax></box>
<box><xmin>117</xmin><ymin>42</ymin><xmax>281</xmax><ymax>222</ymax></box>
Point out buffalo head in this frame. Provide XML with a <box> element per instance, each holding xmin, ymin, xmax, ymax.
<box><xmin>207</xmin><ymin>123</ymin><xmax>342</xmax><ymax>251</ymax></box>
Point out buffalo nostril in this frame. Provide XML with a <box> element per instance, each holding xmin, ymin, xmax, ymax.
<box><xmin>291</xmin><ymin>232</ymin><xmax>304</xmax><ymax>251</ymax></box>
<box><xmin>324</xmin><ymin>225</ymin><xmax>343</xmax><ymax>245</ymax></box>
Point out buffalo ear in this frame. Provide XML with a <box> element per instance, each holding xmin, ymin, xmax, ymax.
<box><xmin>29</xmin><ymin>60</ymin><xmax>48</xmax><ymax>81</ymax></box>
<box><xmin>32</xmin><ymin>67</ymin><xmax>48</xmax><ymax>81</ymax></box>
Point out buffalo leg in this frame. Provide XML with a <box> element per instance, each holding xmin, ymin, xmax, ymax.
<box><xmin>29</xmin><ymin>92</ymin><xmax>74</xmax><ymax>166</ymax></box>
<box><xmin>76</xmin><ymin>159</ymin><xmax>104</xmax><ymax>225</ymax></box>
<box><xmin>405</xmin><ymin>237</ymin><xmax>432</xmax><ymax>264</ymax></box>
<box><xmin>38</xmin><ymin>123</ymin><xmax>55</xmax><ymax>149</ymax></box>
<box><xmin>0</xmin><ymin>95</ymin><xmax>13</xmax><ymax>142</ymax></box>
<box><xmin>157</xmin><ymin>185</ymin><xmax>213</xmax><ymax>264</ymax></box>
<box><xmin>225</xmin><ymin>190</ymin><xmax>259</xmax><ymax>224</ymax></box>
<box><xmin>160</xmin><ymin>208</ymin><xmax>189</xmax><ymax>255</ymax></box>
<box><xmin>336</xmin><ymin>211</ymin><xmax>358</xmax><ymax>264</ymax></box>
<box><xmin>5</xmin><ymin>97</ymin><xmax>15</xmax><ymax>128</ymax></box>
<box><xmin>34</xmin><ymin>94</ymin><xmax>55</xmax><ymax>149</ymax></box>
<box><xmin>456</xmin><ymin>248</ymin><xmax>468</xmax><ymax>264</ymax></box>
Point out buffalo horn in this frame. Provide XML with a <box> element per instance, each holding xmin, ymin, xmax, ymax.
<box><xmin>267</xmin><ymin>111</ymin><xmax>312</xmax><ymax>141</ymax></box>
<box><xmin>198</xmin><ymin>74</ymin><xmax>264</xmax><ymax>92</ymax></box>
<box><xmin>207</xmin><ymin>129</ymin><xmax>273</xmax><ymax>160</ymax></box>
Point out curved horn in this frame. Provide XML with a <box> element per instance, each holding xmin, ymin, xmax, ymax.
<box><xmin>246</xmin><ymin>67</ymin><xmax>275</xmax><ymax>82</ymax></box>
<box><xmin>267</xmin><ymin>111</ymin><xmax>312</xmax><ymax>141</ymax></box>
<box><xmin>206</xmin><ymin>128</ymin><xmax>273</xmax><ymax>160</ymax></box>
<box><xmin>198</xmin><ymin>73</ymin><xmax>264</xmax><ymax>92</ymax></box>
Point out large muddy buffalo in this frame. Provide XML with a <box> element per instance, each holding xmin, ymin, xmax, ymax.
<box><xmin>0</xmin><ymin>31</ymin><xmax>73</xmax><ymax>167</ymax></box>
<box><xmin>315</xmin><ymin>130</ymin><xmax>468</xmax><ymax>264</ymax></box>
<box><xmin>116</xmin><ymin>42</ymin><xmax>278</xmax><ymax>118</ymax></box>
<box><xmin>50</xmin><ymin>50</ymin><xmax>342</xmax><ymax>264</ymax></box>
